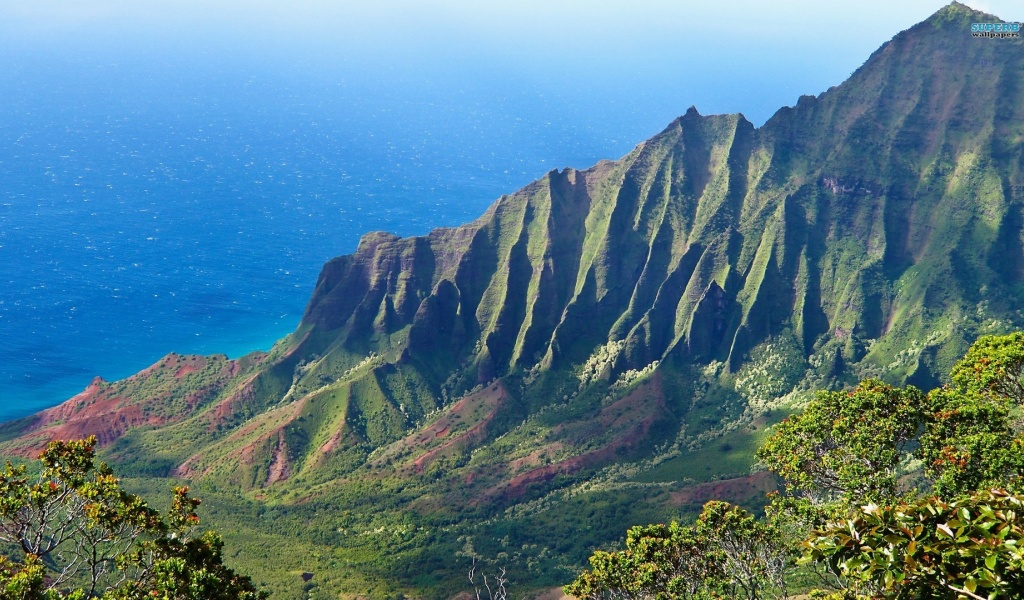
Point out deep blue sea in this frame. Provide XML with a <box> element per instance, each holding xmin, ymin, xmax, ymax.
<box><xmin>0</xmin><ymin>47</ymin><xmax>693</xmax><ymax>423</ymax></box>
<box><xmin>0</xmin><ymin>18</ymin><xmax>870</xmax><ymax>424</ymax></box>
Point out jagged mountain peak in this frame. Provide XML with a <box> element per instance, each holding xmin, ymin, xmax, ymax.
<box><xmin>767</xmin><ymin>1</ymin><xmax>1016</xmax><ymax>126</ymax></box>
<box><xmin>934</xmin><ymin>1</ymin><xmax>999</xmax><ymax>21</ymax></box>
<box><xmin>3</xmin><ymin>9</ymin><xmax>1024</xmax><ymax>594</ymax></box>
<box><xmin>8</xmin><ymin>1</ymin><xmax>1022</xmax><ymax>469</ymax></box>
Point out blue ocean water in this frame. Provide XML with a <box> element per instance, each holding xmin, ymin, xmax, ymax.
<box><xmin>0</xmin><ymin>5</ymin><xmax>883</xmax><ymax>424</ymax></box>
<box><xmin>0</xmin><ymin>45</ymin><xmax>689</xmax><ymax>424</ymax></box>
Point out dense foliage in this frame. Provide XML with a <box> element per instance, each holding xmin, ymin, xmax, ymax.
<box><xmin>756</xmin><ymin>381</ymin><xmax>924</xmax><ymax>504</ymax></box>
<box><xmin>806</xmin><ymin>489</ymin><xmax>1024</xmax><ymax>599</ymax></box>
<box><xmin>568</xmin><ymin>333</ymin><xmax>1024</xmax><ymax>599</ymax></box>
<box><xmin>1</xmin><ymin>4</ymin><xmax>1020</xmax><ymax>597</ymax></box>
<box><xmin>563</xmin><ymin>500</ymin><xmax>790</xmax><ymax>600</ymax></box>
<box><xmin>0</xmin><ymin>437</ymin><xmax>263</xmax><ymax>599</ymax></box>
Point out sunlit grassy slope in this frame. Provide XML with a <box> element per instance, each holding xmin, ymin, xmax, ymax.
<box><xmin>3</xmin><ymin>3</ymin><xmax>1024</xmax><ymax>598</ymax></box>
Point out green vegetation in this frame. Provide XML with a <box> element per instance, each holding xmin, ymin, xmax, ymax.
<box><xmin>757</xmin><ymin>380</ymin><xmax>924</xmax><ymax>503</ymax></box>
<box><xmin>565</xmin><ymin>501</ymin><xmax>790</xmax><ymax>600</ymax></box>
<box><xmin>570</xmin><ymin>332</ymin><xmax>1024</xmax><ymax>599</ymax></box>
<box><xmin>806</xmin><ymin>489</ymin><xmax>1024</xmax><ymax>599</ymax></box>
<box><xmin>2</xmin><ymin>3</ymin><xmax>1023</xmax><ymax>597</ymax></box>
<box><xmin>0</xmin><ymin>437</ymin><xmax>263</xmax><ymax>599</ymax></box>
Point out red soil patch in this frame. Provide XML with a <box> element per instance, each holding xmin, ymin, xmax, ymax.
<box><xmin>207</xmin><ymin>373</ymin><xmax>261</xmax><ymax>430</ymax></box>
<box><xmin>319</xmin><ymin>430</ymin><xmax>343</xmax><ymax>455</ymax></box>
<box><xmin>36</xmin><ymin>376</ymin><xmax>108</xmax><ymax>424</ymax></box>
<box><xmin>204</xmin><ymin>334</ymin><xmax>307</xmax><ymax>430</ymax></box>
<box><xmin>177</xmin><ymin>392</ymin><xmax>311</xmax><ymax>480</ymax></box>
<box><xmin>265</xmin><ymin>430</ymin><xmax>292</xmax><ymax>486</ymax></box>
<box><xmin>492</xmin><ymin>376</ymin><xmax>670</xmax><ymax>501</ymax></box>
<box><xmin>3</xmin><ymin>352</ymin><xmax>248</xmax><ymax>460</ymax></box>
<box><xmin>4</xmin><ymin>377</ymin><xmax>166</xmax><ymax>458</ymax></box>
<box><xmin>507</xmin><ymin>443</ymin><xmax>566</xmax><ymax>473</ymax></box>
<box><xmin>500</xmin><ymin>455</ymin><xmax>589</xmax><ymax>498</ymax></box>
<box><xmin>668</xmin><ymin>471</ymin><xmax>779</xmax><ymax>507</ymax></box>
<box><xmin>410</xmin><ymin>382</ymin><xmax>508</xmax><ymax>473</ymax></box>
<box><xmin>364</xmin><ymin>380</ymin><xmax>509</xmax><ymax>478</ymax></box>
<box><xmin>175</xmin><ymin>364</ymin><xmax>200</xmax><ymax>378</ymax></box>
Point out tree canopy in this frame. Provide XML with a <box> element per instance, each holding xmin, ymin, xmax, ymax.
<box><xmin>0</xmin><ymin>436</ymin><xmax>264</xmax><ymax>600</ymax></box>
<box><xmin>805</xmin><ymin>488</ymin><xmax>1024</xmax><ymax>599</ymax></box>
<box><xmin>755</xmin><ymin>380</ymin><xmax>924</xmax><ymax>504</ymax></box>
<box><xmin>563</xmin><ymin>501</ymin><xmax>789</xmax><ymax>600</ymax></box>
<box><xmin>567</xmin><ymin>332</ymin><xmax>1024</xmax><ymax>599</ymax></box>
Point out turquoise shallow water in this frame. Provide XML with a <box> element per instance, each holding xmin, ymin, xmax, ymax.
<box><xmin>0</xmin><ymin>47</ymin><xmax>679</xmax><ymax>424</ymax></box>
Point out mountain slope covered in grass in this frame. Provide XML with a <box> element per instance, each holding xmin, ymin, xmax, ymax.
<box><xmin>2</xmin><ymin>3</ymin><xmax>1023</xmax><ymax>598</ymax></box>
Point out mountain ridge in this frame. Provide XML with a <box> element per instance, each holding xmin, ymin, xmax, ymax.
<box><xmin>2</xmin><ymin>3</ymin><xmax>1023</xmax><ymax>597</ymax></box>
<box><xmin>5</xmin><ymin>0</ymin><xmax>1021</xmax><ymax>497</ymax></box>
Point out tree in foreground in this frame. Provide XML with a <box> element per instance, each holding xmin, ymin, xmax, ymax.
<box><xmin>564</xmin><ymin>501</ymin><xmax>790</xmax><ymax>600</ymax></box>
<box><xmin>0</xmin><ymin>436</ymin><xmax>264</xmax><ymax>600</ymax></box>
<box><xmin>805</xmin><ymin>489</ymin><xmax>1024</xmax><ymax>600</ymax></box>
<box><xmin>567</xmin><ymin>332</ymin><xmax>1024</xmax><ymax>600</ymax></box>
<box><xmin>764</xmin><ymin>333</ymin><xmax>1024</xmax><ymax>598</ymax></box>
<box><xmin>755</xmin><ymin>379</ymin><xmax>924</xmax><ymax>505</ymax></box>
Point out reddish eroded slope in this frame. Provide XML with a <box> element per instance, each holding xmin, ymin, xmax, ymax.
<box><xmin>370</xmin><ymin>381</ymin><xmax>509</xmax><ymax>475</ymax></box>
<box><xmin>174</xmin><ymin>388</ymin><xmax>311</xmax><ymax>481</ymax></box>
<box><xmin>496</xmin><ymin>376</ymin><xmax>670</xmax><ymax>500</ymax></box>
<box><xmin>447</xmin><ymin>374</ymin><xmax>671</xmax><ymax>504</ymax></box>
<box><xmin>203</xmin><ymin>332</ymin><xmax>308</xmax><ymax>431</ymax></box>
<box><xmin>668</xmin><ymin>471</ymin><xmax>779</xmax><ymax>509</ymax></box>
<box><xmin>0</xmin><ymin>377</ymin><xmax>157</xmax><ymax>457</ymax></box>
<box><xmin>0</xmin><ymin>353</ymin><xmax>255</xmax><ymax>458</ymax></box>
<box><xmin>265</xmin><ymin>430</ymin><xmax>292</xmax><ymax>486</ymax></box>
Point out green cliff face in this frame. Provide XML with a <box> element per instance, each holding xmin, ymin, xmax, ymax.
<box><xmin>291</xmin><ymin>2</ymin><xmax>1024</xmax><ymax>396</ymax></box>
<box><xmin>3</xmin><ymin>3</ymin><xmax>1023</xmax><ymax>597</ymax></box>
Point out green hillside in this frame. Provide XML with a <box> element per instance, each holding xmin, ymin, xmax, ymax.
<box><xmin>2</xmin><ymin>3</ymin><xmax>1023</xmax><ymax>598</ymax></box>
